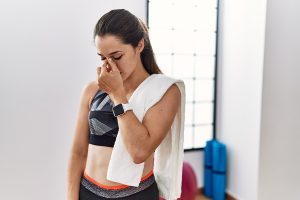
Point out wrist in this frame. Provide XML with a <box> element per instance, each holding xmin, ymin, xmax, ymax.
<box><xmin>109</xmin><ymin>88</ymin><xmax>128</xmax><ymax>105</ymax></box>
<box><xmin>112</xmin><ymin>102</ymin><xmax>133</xmax><ymax>117</ymax></box>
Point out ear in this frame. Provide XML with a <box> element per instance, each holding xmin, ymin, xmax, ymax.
<box><xmin>136</xmin><ymin>38</ymin><xmax>145</xmax><ymax>53</ymax></box>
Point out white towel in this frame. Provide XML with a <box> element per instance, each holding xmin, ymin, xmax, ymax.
<box><xmin>107</xmin><ymin>74</ymin><xmax>185</xmax><ymax>200</ymax></box>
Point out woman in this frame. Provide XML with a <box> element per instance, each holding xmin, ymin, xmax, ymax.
<box><xmin>67</xmin><ymin>9</ymin><xmax>183</xmax><ymax>200</ymax></box>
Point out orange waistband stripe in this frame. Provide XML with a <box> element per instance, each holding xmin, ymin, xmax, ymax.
<box><xmin>83</xmin><ymin>169</ymin><xmax>154</xmax><ymax>190</ymax></box>
<box><xmin>140</xmin><ymin>169</ymin><xmax>154</xmax><ymax>182</ymax></box>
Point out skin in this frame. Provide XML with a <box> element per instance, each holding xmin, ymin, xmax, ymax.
<box><xmin>67</xmin><ymin>34</ymin><xmax>181</xmax><ymax>199</ymax></box>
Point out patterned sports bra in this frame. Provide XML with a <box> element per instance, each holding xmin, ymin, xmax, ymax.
<box><xmin>88</xmin><ymin>90</ymin><xmax>119</xmax><ymax>147</ymax></box>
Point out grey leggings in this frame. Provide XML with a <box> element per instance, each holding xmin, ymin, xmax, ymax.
<box><xmin>79</xmin><ymin>173</ymin><xmax>160</xmax><ymax>200</ymax></box>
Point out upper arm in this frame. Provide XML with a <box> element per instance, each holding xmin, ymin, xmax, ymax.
<box><xmin>141</xmin><ymin>83</ymin><xmax>181</xmax><ymax>157</ymax></box>
<box><xmin>70</xmin><ymin>81</ymin><xmax>97</xmax><ymax>157</ymax></box>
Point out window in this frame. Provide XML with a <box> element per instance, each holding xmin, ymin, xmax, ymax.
<box><xmin>147</xmin><ymin>0</ymin><xmax>219</xmax><ymax>150</ymax></box>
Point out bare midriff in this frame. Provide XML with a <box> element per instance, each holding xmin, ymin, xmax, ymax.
<box><xmin>84</xmin><ymin>144</ymin><xmax>154</xmax><ymax>187</ymax></box>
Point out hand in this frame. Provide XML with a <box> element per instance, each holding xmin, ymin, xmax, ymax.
<box><xmin>96</xmin><ymin>58</ymin><xmax>125</xmax><ymax>97</ymax></box>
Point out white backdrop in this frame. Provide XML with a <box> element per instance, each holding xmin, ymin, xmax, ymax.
<box><xmin>217</xmin><ymin>0</ymin><xmax>300</xmax><ymax>199</ymax></box>
<box><xmin>257</xmin><ymin>0</ymin><xmax>300</xmax><ymax>199</ymax></box>
<box><xmin>0</xmin><ymin>1</ymin><xmax>146</xmax><ymax>199</ymax></box>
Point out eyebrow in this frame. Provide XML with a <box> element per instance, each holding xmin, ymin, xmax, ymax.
<box><xmin>97</xmin><ymin>51</ymin><xmax>123</xmax><ymax>56</ymax></box>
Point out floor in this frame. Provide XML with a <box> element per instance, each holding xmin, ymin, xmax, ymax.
<box><xmin>196</xmin><ymin>193</ymin><xmax>229</xmax><ymax>200</ymax></box>
<box><xmin>196</xmin><ymin>194</ymin><xmax>211</xmax><ymax>200</ymax></box>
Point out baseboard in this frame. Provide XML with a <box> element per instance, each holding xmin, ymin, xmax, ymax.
<box><xmin>198</xmin><ymin>187</ymin><xmax>237</xmax><ymax>200</ymax></box>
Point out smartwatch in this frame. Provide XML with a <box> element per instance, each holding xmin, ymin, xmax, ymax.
<box><xmin>112</xmin><ymin>103</ymin><xmax>133</xmax><ymax>117</ymax></box>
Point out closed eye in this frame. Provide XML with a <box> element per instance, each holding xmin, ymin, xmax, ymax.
<box><xmin>100</xmin><ymin>55</ymin><xmax>122</xmax><ymax>61</ymax></box>
<box><xmin>112</xmin><ymin>55</ymin><xmax>122</xmax><ymax>60</ymax></box>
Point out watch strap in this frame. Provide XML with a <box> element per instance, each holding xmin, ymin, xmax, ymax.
<box><xmin>112</xmin><ymin>102</ymin><xmax>132</xmax><ymax>117</ymax></box>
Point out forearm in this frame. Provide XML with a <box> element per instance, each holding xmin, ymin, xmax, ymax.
<box><xmin>67</xmin><ymin>153</ymin><xmax>87</xmax><ymax>200</ymax></box>
<box><xmin>110</xmin><ymin>93</ymin><xmax>150</xmax><ymax>163</ymax></box>
<box><xmin>117</xmin><ymin>110</ymin><xmax>150</xmax><ymax>162</ymax></box>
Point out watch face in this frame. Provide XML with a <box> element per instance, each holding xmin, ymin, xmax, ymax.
<box><xmin>112</xmin><ymin>104</ymin><xmax>124</xmax><ymax>117</ymax></box>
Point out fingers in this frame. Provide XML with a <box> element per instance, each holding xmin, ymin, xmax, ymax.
<box><xmin>97</xmin><ymin>58</ymin><xmax>119</xmax><ymax>74</ymax></box>
<box><xmin>96</xmin><ymin>61</ymin><xmax>109</xmax><ymax>76</ymax></box>
<box><xmin>97</xmin><ymin>81</ymin><xmax>109</xmax><ymax>93</ymax></box>
<box><xmin>97</xmin><ymin>67</ymin><xmax>109</xmax><ymax>93</ymax></box>
<box><xmin>96</xmin><ymin>66</ymin><xmax>101</xmax><ymax>76</ymax></box>
<box><xmin>96</xmin><ymin>58</ymin><xmax>121</xmax><ymax>94</ymax></box>
<box><xmin>107</xmin><ymin>58</ymin><xmax>120</xmax><ymax>73</ymax></box>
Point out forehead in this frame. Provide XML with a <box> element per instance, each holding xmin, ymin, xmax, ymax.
<box><xmin>95</xmin><ymin>35</ymin><xmax>129</xmax><ymax>55</ymax></box>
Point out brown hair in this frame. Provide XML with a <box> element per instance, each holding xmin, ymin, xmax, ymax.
<box><xmin>93</xmin><ymin>9</ymin><xmax>162</xmax><ymax>74</ymax></box>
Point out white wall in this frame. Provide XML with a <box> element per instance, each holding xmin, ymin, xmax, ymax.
<box><xmin>184</xmin><ymin>151</ymin><xmax>204</xmax><ymax>188</ymax></box>
<box><xmin>217</xmin><ymin>0</ymin><xmax>300</xmax><ymax>199</ymax></box>
<box><xmin>0</xmin><ymin>1</ymin><xmax>146</xmax><ymax>199</ymax></box>
<box><xmin>257</xmin><ymin>0</ymin><xmax>300</xmax><ymax>199</ymax></box>
<box><xmin>0</xmin><ymin>1</ymin><xmax>206</xmax><ymax>199</ymax></box>
<box><xmin>216</xmin><ymin>0</ymin><xmax>267</xmax><ymax>199</ymax></box>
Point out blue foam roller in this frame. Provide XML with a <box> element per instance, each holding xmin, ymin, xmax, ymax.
<box><xmin>213</xmin><ymin>172</ymin><xmax>226</xmax><ymax>200</ymax></box>
<box><xmin>203</xmin><ymin>140</ymin><xmax>214</xmax><ymax>197</ymax></box>
<box><xmin>204</xmin><ymin>167</ymin><xmax>213</xmax><ymax>197</ymax></box>
<box><xmin>204</xmin><ymin>139</ymin><xmax>227</xmax><ymax>199</ymax></box>
<box><xmin>212</xmin><ymin>141</ymin><xmax>227</xmax><ymax>172</ymax></box>
<box><xmin>204</xmin><ymin>140</ymin><xmax>214</xmax><ymax>166</ymax></box>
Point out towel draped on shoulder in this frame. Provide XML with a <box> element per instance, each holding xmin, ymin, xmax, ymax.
<box><xmin>106</xmin><ymin>74</ymin><xmax>186</xmax><ymax>200</ymax></box>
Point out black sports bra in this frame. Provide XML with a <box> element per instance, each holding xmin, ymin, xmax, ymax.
<box><xmin>88</xmin><ymin>90</ymin><xmax>119</xmax><ymax>147</ymax></box>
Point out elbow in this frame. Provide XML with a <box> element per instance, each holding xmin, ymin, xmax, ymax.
<box><xmin>132</xmin><ymin>155</ymin><xmax>145</xmax><ymax>164</ymax></box>
<box><xmin>71</xmin><ymin>148</ymin><xmax>88</xmax><ymax>159</ymax></box>
<box><xmin>133</xmin><ymin>158</ymin><xmax>144</xmax><ymax>165</ymax></box>
<box><xmin>132</xmin><ymin>150</ymin><xmax>147</xmax><ymax>164</ymax></box>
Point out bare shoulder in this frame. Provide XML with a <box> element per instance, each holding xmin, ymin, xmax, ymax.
<box><xmin>154</xmin><ymin>83</ymin><xmax>181</xmax><ymax>114</ymax></box>
<box><xmin>166</xmin><ymin>83</ymin><xmax>181</xmax><ymax>99</ymax></box>
<box><xmin>160</xmin><ymin>83</ymin><xmax>180</xmax><ymax>111</ymax></box>
<box><xmin>158</xmin><ymin>83</ymin><xmax>181</xmax><ymax>107</ymax></box>
<box><xmin>144</xmin><ymin>83</ymin><xmax>181</xmax><ymax>122</ymax></box>
<box><xmin>81</xmin><ymin>80</ymin><xmax>99</xmax><ymax>109</ymax></box>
